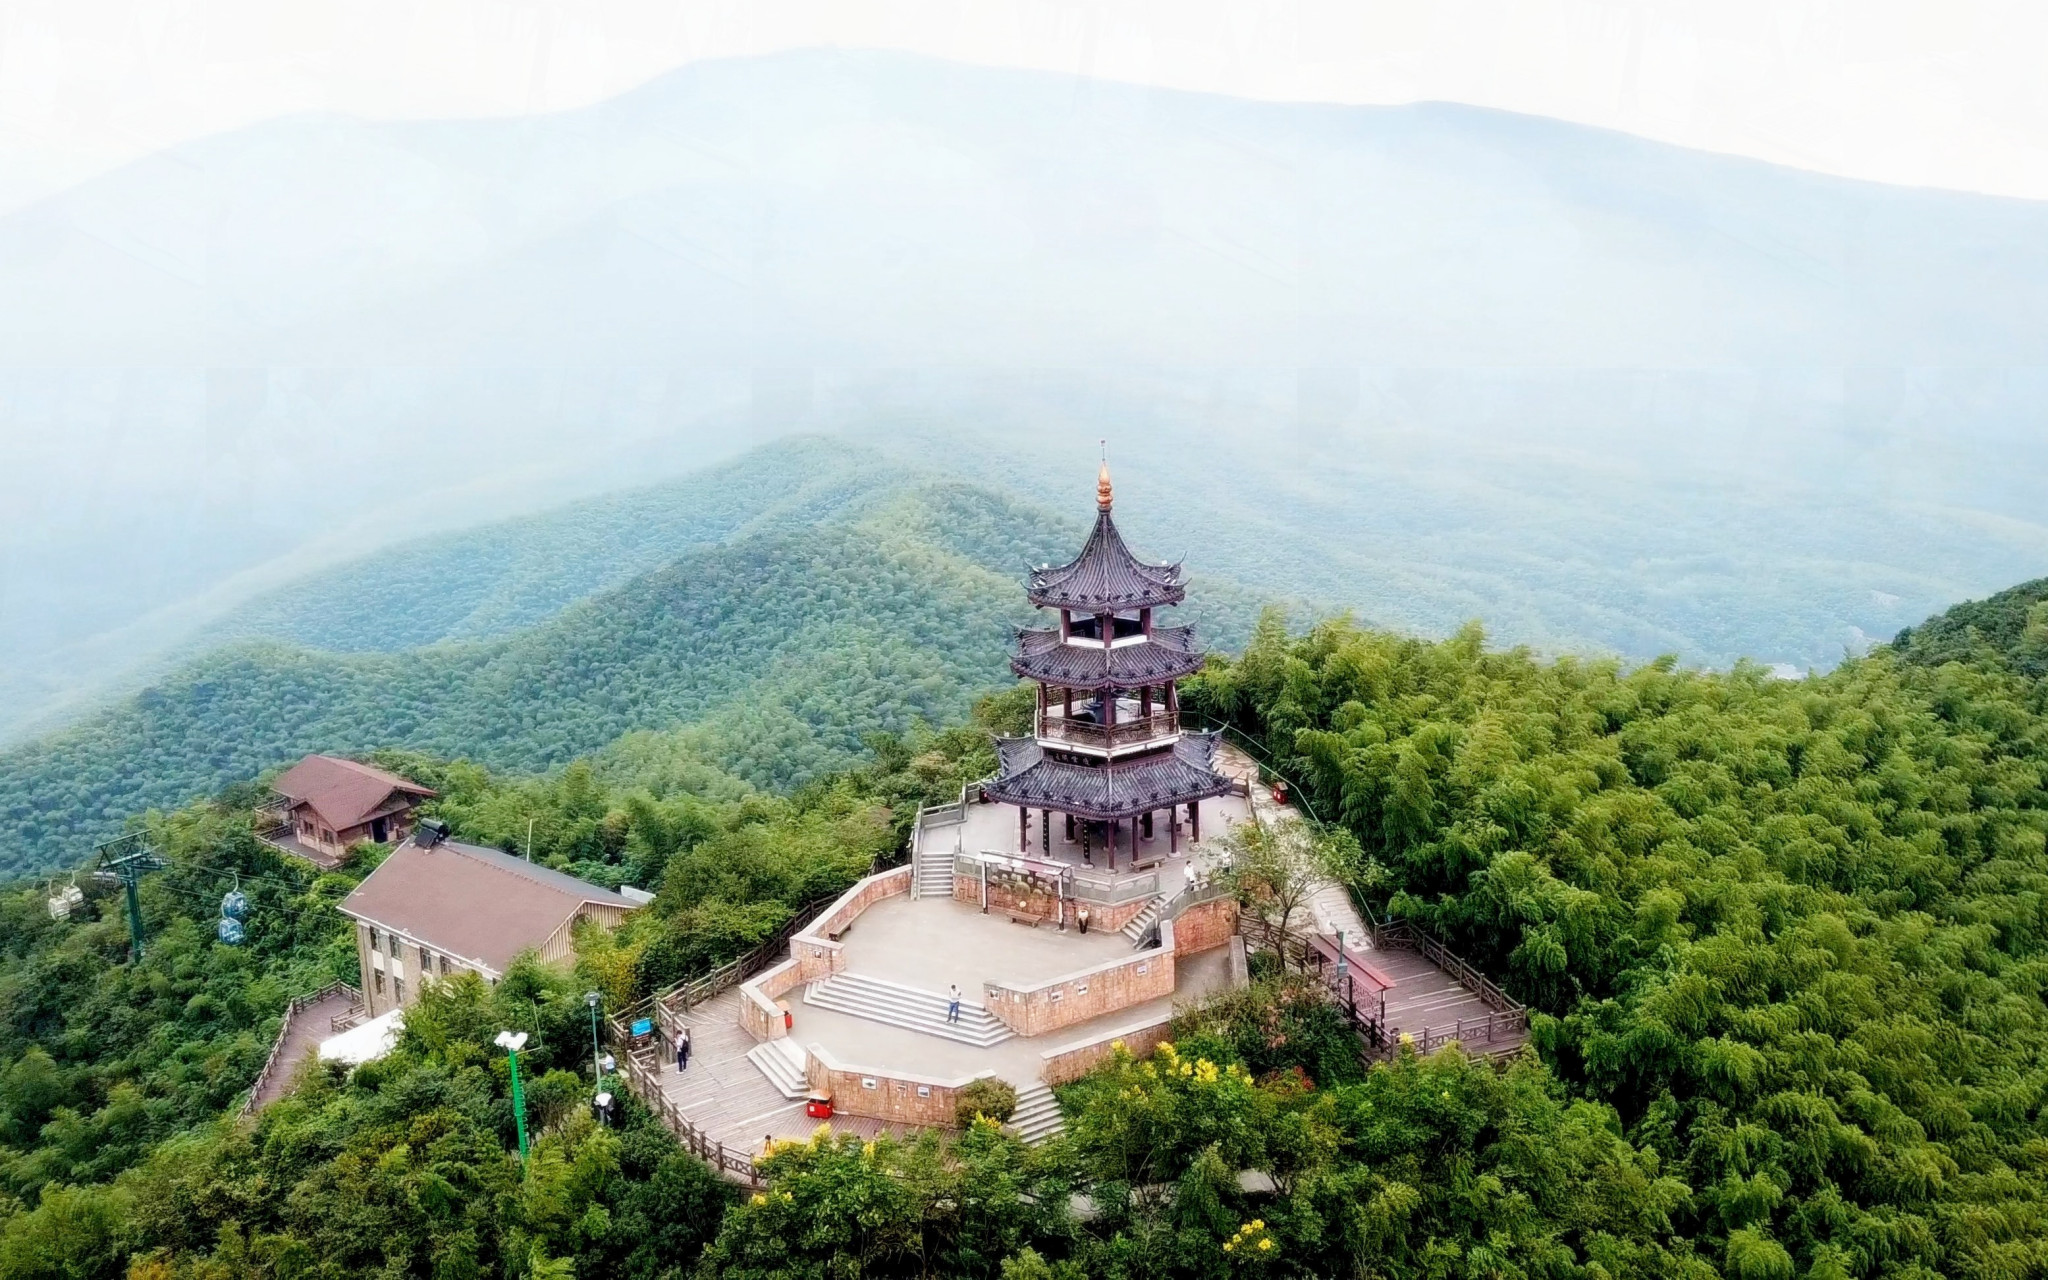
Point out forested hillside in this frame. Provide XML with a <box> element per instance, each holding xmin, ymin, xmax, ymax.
<box><xmin>1893</xmin><ymin>574</ymin><xmax>2048</xmax><ymax>677</ymax></box>
<box><xmin>198</xmin><ymin>438</ymin><xmax>918</xmax><ymax>657</ymax></box>
<box><xmin>0</xmin><ymin>473</ymin><xmax>1264</xmax><ymax>879</ymax></box>
<box><xmin>5</xmin><ymin>580</ymin><xmax>2048</xmax><ymax>1277</ymax></box>
<box><xmin>1183</xmin><ymin>604</ymin><xmax>2048</xmax><ymax>1277</ymax></box>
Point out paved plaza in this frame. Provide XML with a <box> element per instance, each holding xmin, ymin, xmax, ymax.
<box><xmin>838</xmin><ymin>894</ymin><xmax>1135</xmax><ymax>991</ymax></box>
<box><xmin>655</xmin><ymin>895</ymin><xmax>1237</xmax><ymax>1152</ymax></box>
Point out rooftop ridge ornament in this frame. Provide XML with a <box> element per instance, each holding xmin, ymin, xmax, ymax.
<box><xmin>1026</xmin><ymin>446</ymin><xmax>1184</xmax><ymax>612</ymax></box>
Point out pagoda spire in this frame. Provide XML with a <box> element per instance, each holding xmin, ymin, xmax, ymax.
<box><xmin>1097</xmin><ymin>440</ymin><xmax>1113</xmax><ymax>510</ymax></box>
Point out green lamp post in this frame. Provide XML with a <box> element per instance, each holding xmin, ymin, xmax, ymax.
<box><xmin>495</xmin><ymin>1030</ymin><xmax>530</xmax><ymax>1160</ymax></box>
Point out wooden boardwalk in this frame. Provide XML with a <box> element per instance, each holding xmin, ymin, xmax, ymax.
<box><xmin>1301</xmin><ymin>927</ymin><xmax>1529</xmax><ymax>1060</ymax></box>
<box><xmin>1215</xmin><ymin>740</ymin><xmax>1527</xmax><ymax>1061</ymax></box>
<box><xmin>248</xmin><ymin>987</ymin><xmax>359</xmax><ymax>1112</ymax></box>
<box><xmin>1371</xmin><ymin>946</ymin><xmax>1528</xmax><ymax>1056</ymax></box>
<box><xmin>652</xmin><ymin>990</ymin><xmax>918</xmax><ymax>1158</ymax></box>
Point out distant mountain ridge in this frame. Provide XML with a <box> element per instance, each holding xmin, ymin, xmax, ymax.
<box><xmin>0</xmin><ymin>445</ymin><xmax>1266</xmax><ymax>877</ymax></box>
<box><xmin>197</xmin><ymin>437</ymin><xmax>916</xmax><ymax>655</ymax></box>
<box><xmin>5</xmin><ymin>48</ymin><xmax>2047</xmax><ymax>731</ymax></box>
<box><xmin>8</xmin><ymin>49</ymin><xmax>2045</xmax><ymax>370</ymax></box>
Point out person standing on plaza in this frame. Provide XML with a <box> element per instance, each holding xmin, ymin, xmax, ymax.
<box><xmin>676</xmin><ymin>1026</ymin><xmax>692</xmax><ymax>1072</ymax></box>
<box><xmin>1077</xmin><ymin>906</ymin><xmax>1090</xmax><ymax>935</ymax></box>
<box><xmin>947</xmin><ymin>984</ymin><xmax>962</xmax><ymax>1023</ymax></box>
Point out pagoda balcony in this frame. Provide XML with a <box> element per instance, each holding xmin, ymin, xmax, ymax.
<box><xmin>1037</xmin><ymin>709</ymin><xmax>1179</xmax><ymax>755</ymax></box>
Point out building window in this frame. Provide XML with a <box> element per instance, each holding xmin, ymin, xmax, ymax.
<box><xmin>369</xmin><ymin>928</ymin><xmax>380</xmax><ymax>953</ymax></box>
<box><xmin>420</xmin><ymin>945</ymin><xmax>432</xmax><ymax>972</ymax></box>
<box><xmin>374</xmin><ymin>970</ymin><xmax>385</xmax><ymax>994</ymax></box>
<box><xmin>439</xmin><ymin>954</ymin><xmax>451</xmax><ymax>976</ymax></box>
<box><xmin>394</xmin><ymin>978</ymin><xmax>404</xmax><ymax>1004</ymax></box>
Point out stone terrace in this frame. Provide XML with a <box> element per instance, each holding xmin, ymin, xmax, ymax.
<box><xmin>650</xmin><ymin>918</ymin><xmax>1236</xmax><ymax>1154</ymax></box>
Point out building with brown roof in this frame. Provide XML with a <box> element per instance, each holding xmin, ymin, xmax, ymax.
<box><xmin>337</xmin><ymin>824</ymin><xmax>641</xmax><ymax>1018</ymax></box>
<box><xmin>264</xmin><ymin>755</ymin><xmax>435</xmax><ymax>868</ymax></box>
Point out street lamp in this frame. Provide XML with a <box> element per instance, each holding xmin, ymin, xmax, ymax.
<box><xmin>1334</xmin><ymin>929</ymin><xmax>1352</xmax><ymax>1019</ymax></box>
<box><xmin>494</xmin><ymin>1030</ymin><xmax>530</xmax><ymax>1160</ymax></box>
<box><xmin>584</xmin><ymin>990</ymin><xmax>604</xmax><ymax>1089</ymax></box>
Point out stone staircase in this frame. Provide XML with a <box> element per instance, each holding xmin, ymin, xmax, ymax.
<box><xmin>1007</xmin><ymin>1082</ymin><xmax>1066</xmax><ymax>1144</ymax></box>
<box><xmin>745</xmin><ymin>1035</ymin><xmax>809</xmax><ymax>1099</ymax></box>
<box><xmin>804</xmin><ymin>973</ymin><xmax>1015</xmax><ymax>1047</ymax></box>
<box><xmin>1121</xmin><ymin>895</ymin><xmax>1167</xmax><ymax>946</ymax></box>
<box><xmin>914</xmin><ymin>843</ymin><xmax>953</xmax><ymax>899</ymax></box>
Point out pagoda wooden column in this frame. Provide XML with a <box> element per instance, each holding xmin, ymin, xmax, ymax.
<box><xmin>1170</xmin><ymin>810</ymin><xmax>1179</xmax><ymax>855</ymax></box>
<box><xmin>1082</xmin><ymin>821</ymin><xmax>1092</xmax><ymax>864</ymax></box>
<box><xmin>1019</xmin><ymin>806</ymin><xmax>1029</xmax><ymax>853</ymax></box>
<box><xmin>1065</xmin><ymin>813</ymin><xmax>1076</xmax><ymax>842</ymax></box>
<box><xmin>1042</xmin><ymin>809</ymin><xmax>1051</xmax><ymax>854</ymax></box>
<box><xmin>1141</xmin><ymin>686</ymin><xmax>1152</xmax><ymax>717</ymax></box>
<box><xmin>1141</xmin><ymin>811</ymin><xmax>1154</xmax><ymax>840</ymax></box>
<box><xmin>1190</xmin><ymin>800</ymin><xmax>1201</xmax><ymax>843</ymax></box>
<box><xmin>1036</xmin><ymin>685</ymin><xmax>1047</xmax><ymax>735</ymax></box>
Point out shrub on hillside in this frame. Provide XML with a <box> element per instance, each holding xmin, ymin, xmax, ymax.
<box><xmin>955</xmin><ymin>1076</ymin><xmax>1018</xmax><ymax>1128</ymax></box>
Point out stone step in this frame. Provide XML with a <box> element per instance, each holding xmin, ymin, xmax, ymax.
<box><xmin>745</xmin><ymin>1036</ymin><xmax>809</xmax><ymax>1099</ymax></box>
<box><xmin>1121</xmin><ymin>896</ymin><xmax>1165</xmax><ymax>944</ymax></box>
<box><xmin>804</xmin><ymin>973</ymin><xmax>1015</xmax><ymax>1047</ymax></box>
<box><xmin>912</xmin><ymin>850</ymin><xmax>953</xmax><ymax>899</ymax></box>
<box><xmin>1007</xmin><ymin>1083</ymin><xmax>1066</xmax><ymax>1144</ymax></box>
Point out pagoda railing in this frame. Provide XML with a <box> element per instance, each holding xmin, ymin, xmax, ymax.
<box><xmin>1038</xmin><ymin>710</ymin><xmax>1178</xmax><ymax>753</ymax></box>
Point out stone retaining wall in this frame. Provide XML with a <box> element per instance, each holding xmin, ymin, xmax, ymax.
<box><xmin>806</xmin><ymin>1043</ymin><xmax>993</xmax><ymax>1127</ymax></box>
<box><xmin>1040</xmin><ymin>1018</ymin><xmax>1178</xmax><ymax>1085</ymax></box>
<box><xmin>985</xmin><ymin>920</ymin><xmax>1177</xmax><ymax>1037</ymax></box>
<box><xmin>739</xmin><ymin>866</ymin><xmax>912</xmax><ymax>1042</ymax></box>
<box><xmin>1169</xmin><ymin>895</ymin><xmax>1238</xmax><ymax>954</ymax></box>
<box><xmin>740</xmin><ymin>959</ymin><xmax>803</xmax><ymax>1041</ymax></box>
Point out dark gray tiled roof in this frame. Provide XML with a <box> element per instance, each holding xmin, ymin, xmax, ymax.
<box><xmin>1027</xmin><ymin>510</ymin><xmax>1184</xmax><ymax>611</ymax></box>
<box><xmin>985</xmin><ymin>733</ymin><xmax>1236</xmax><ymax>820</ymax></box>
<box><xmin>1010</xmin><ymin>624</ymin><xmax>1205</xmax><ymax>690</ymax></box>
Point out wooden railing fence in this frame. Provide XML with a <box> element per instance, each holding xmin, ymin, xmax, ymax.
<box><xmin>613</xmin><ymin>1044</ymin><xmax>765</xmax><ymax>1187</ymax></box>
<box><xmin>596</xmin><ymin>821</ymin><xmax>968</xmax><ymax>1186</ymax></box>
<box><xmin>1371</xmin><ymin>919</ymin><xmax>1522</xmax><ymax>1017</ymax></box>
<box><xmin>1038</xmin><ymin>711</ymin><xmax>1179</xmax><ymax>752</ymax></box>
<box><xmin>241</xmin><ymin>981</ymin><xmax>359</xmax><ymax>1117</ymax></box>
<box><xmin>1237</xmin><ymin>914</ymin><xmax>1528</xmax><ymax>1061</ymax></box>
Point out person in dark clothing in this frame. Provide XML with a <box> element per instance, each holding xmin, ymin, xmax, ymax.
<box><xmin>676</xmin><ymin>1028</ymin><xmax>692</xmax><ymax>1072</ymax></box>
<box><xmin>1077</xmin><ymin>907</ymin><xmax>1091</xmax><ymax>935</ymax></box>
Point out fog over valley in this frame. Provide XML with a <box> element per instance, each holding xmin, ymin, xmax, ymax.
<box><xmin>3</xmin><ymin>49</ymin><xmax>2046</xmax><ymax>742</ymax></box>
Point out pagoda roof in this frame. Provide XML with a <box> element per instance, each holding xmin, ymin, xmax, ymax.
<box><xmin>1027</xmin><ymin>507</ymin><xmax>1184</xmax><ymax>612</ymax></box>
<box><xmin>985</xmin><ymin>733</ymin><xmax>1236</xmax><ymax>820</ymax></box>
<box><xmin>1010</xmin><ymin>625</ymin><xmax>1205</xmax><ymax>690</ymax></box>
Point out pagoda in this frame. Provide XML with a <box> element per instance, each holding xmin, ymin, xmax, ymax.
<box><xmin>985</xmin><ymin>460</ymin><xmax>1236</xmax><ymax>866</ymax></box>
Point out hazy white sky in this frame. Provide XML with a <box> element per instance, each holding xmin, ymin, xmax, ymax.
<box><xmin>3</xmin><ymin>0</ymin><xmax>2046</xmax><ymax>213</ymax></box>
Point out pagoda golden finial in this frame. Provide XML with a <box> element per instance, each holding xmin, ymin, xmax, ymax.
<box><xmin>1097</xmin><ymin>440</ymin><xmax>1113</xmax><ymax>510</ymax></box>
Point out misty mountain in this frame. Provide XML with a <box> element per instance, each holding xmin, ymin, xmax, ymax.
<box><xmin>0</xmin><ymin>447</ymin><xmax>1266</xmax><ymax>876</ymax></box>
<box><xmin>4</xmin><ymin>49</ymin><xmax>2046</xmax><ymax>736</ymax></box>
